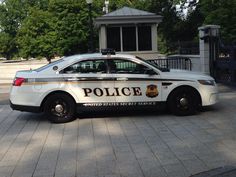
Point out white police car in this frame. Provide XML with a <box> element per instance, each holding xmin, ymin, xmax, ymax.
<box><xmin>10</xmin><ymin>50</ymin><xmax>218</xmax><ymax>123</ymax></box>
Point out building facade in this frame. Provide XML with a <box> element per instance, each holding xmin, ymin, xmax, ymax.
<box><xmin>95</xmin><ymin>7</ymin><xmax>162</xmax><ymax>56</ymax></box>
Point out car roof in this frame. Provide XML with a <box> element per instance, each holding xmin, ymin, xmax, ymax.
<box><xmin>62</xmin><ymin>53</ymin><xmax>136</xmax><ymax>64</ymax></box>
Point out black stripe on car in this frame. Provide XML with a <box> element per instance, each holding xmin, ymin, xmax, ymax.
<box><xmin>24</xmin><ymin>77</ymin><xmax>194</xmax><ymax>83</ymax></box>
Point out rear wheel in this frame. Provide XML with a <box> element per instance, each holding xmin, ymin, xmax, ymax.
<box><xmin>168</xmin><ymin>87</ymin><xmax>199</xmax><ymax>116</ymax></box>
<box><xmin>44</xmin><ymin>93</ymin><xmax>76</xmax><ymax>123</ymax></box>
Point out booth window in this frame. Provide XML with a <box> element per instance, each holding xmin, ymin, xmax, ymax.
<box><xmin>106</xmin><ymin>25</ymin><xmax>152</xmax><ymax>52</ymax></box>
<box><xmin>138</xmin><ymin>26</ymin><xmax>151</xmax><ymax>51</ymax></box>
<box><xmin>107</xmin><ymin>27</ymin><xmax>121</xmax><ymax>51</ymax></box>
<box><xmin>122</xmin><ymin>27</ymin><xmax>136</xmax><ymax>51</ymax></box>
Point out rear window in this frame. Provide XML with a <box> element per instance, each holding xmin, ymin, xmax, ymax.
<box><xmin>61</xmin><ymin>59</ymin><xmax>107</xmax><ymax>74</ymax></box>
<box><xmin>35</xmin><ymin>59</ymin><xmax>64</xmax><ymax>72</ymax></box>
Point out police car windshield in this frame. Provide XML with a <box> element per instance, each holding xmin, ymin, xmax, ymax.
<box><xmin>35</xmin><ymin>59</ymin><xmax>64</xmax><ymax>72</ymax></box>
<box><xmin>135</xmin><ymin>56</ymin><xmax>170</xmax><ymax>72</ymax></box>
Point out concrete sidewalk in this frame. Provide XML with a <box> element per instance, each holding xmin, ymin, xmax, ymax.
<box><xmin>0</xmin><ymin>84</ymin><xmax>11</xmax><ymax>105</ymax></box>
<box><xmin>0</xmin><ymin>83</ymin><xmax>236</xmax><ymax>177</ymax></box>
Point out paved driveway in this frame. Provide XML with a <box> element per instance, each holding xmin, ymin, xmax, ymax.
<box><xmin>0</xmin><ymin>85</ymin><xmax>236</xmax><ymax>177</ymax></box>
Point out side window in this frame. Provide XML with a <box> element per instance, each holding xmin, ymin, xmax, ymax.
<box><xmin>61</xmin><ymin>59</ymin><xmax>107</xmax><ymax>74</ymax></box>
<box><xmin>109</xmin><ymin>59</ymin><xmax>152</xmax><ymax>74</ymax></box>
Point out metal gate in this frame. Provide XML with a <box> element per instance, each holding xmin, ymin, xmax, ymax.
<box><xmin>148</xmin><ymin>57</ymin><xmax>192</xmax><ymax>71</ymax></box>
<box><xmin>214</xmin><ymin>46</ymin><xmax>236</xmax><ymax>84</ymax></box>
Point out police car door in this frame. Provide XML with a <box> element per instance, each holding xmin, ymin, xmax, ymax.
<box><xmin>110</xmin><ymin>58</ymin><xmax>162</xmax><ymax>106</ymax></box>
<box><xmin>61</xmin><ymin>58</ymin><xmax>115</xmax><ymax>106</ymax></box>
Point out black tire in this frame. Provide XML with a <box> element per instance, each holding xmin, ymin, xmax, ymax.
<box><xmin>44</xmin><ymin>93</ymin><xmax>76</xmax><ymax>123</ymax></box>
<box><xmin>168</xmin><ymin>87</ymin><xmax>199</xmax><ymax>116</ymax></box>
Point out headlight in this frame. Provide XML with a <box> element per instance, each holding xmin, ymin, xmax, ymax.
<box><xmin>198</xmin><ymin>80</ymin><xmax>215</xmax><ymax>86</ymax></box>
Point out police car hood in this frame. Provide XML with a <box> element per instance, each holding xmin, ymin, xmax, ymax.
<box><xmin>163</xmin><ymin>69</ymin><xmax>213</xmax><ymax>81</ymax></box>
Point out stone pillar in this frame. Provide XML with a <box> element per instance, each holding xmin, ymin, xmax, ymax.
<box><xmin>151</xmin><ymin>24</ymin><xmax>158</xmax><ymax>52</ymax></box>
<box><xmin>198</xmin><ymin>25</ymin><xmax>220</xmax><ymax>75</ymax></box>
<box><xmin>99</xmin><ymin>25</ymin><xmax>107</xmax><ymax>51</ymax></box>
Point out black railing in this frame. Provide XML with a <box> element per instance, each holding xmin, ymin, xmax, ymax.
<box><xmin>215</xmin><ymin>46</ymin><xmax>236</xmax><ymax>84</ymax></box>
<box><xmin>148</xmin><ymin>56</ymin><xmax>192</xmax><ymax>71</ymax></box>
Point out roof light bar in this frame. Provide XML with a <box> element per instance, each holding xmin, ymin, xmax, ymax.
<box><xmin>101</xmin><ymin>48</ymin><xmax>115</xmax><ymax>55</ymax></box>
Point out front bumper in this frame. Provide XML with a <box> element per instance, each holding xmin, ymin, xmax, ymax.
<box><xmin>199</xmin><ymin>84</ymin><xmax>219</xmax><ymax>106</ymax></box>
<box><xmin>10</xmin><ymin>101</ymin><xmax>41</xmax><ymax>113</ymax></box>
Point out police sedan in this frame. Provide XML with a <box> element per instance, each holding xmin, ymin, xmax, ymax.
<box><xmin>10</xmin><ymin>51</ymin><xmax>218</xmax><ymax>123</ymax></box>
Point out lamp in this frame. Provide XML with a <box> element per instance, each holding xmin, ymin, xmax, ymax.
<box><xmin>86</xmin><ymin>0</ymin><xmax>94</xmax><ymax>52</ymax></box>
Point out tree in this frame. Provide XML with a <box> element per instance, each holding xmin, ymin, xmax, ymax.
<box><xmin>48</xmin><ymin>0</ymin><xmax>89</xmax><ymax>55</ymax></box>
<box><xmin>177</xmin><ymin>0</ymin><xmax>236</xmax><ymax>43</ymax></box>
<box><xmin>17</xmin><ymin>8</ymin><xmax>57</xmax><ymax>60</ymax></box>
<box><xmin>0</xmin><ymin>0</ymin><xmax>50</xmax><ymax>59</ymax></box>
<box><xmin>0</xmin><ymin>0</ymin><xmax>28</xmax><ymax>59</ymax></box>
<box><xmin>16</xmin><ymin>0</ymin><xmax>92</xmax><ymax>59</ymax></box>
<box><xmin>147</xmin><ymin>0</ymin><xmax>183</xmax><ymax>53</ymax></box>
<box><xmin>0</xmin><ymin>32</ymin><xmax>16</xmax><ymax>59</ymax></box>
<box><xmin>199</xmin><ymin>0</ymin><xmax>236</xmax><ymax>43</ymax></box>
<box><xmin>1</xmin><ymin>0</ymin><xmax>234</xmax><ymax>59</ymax></box>
<box><xmin>0</xmin><ymin>0</ymin><xmax>27</xmax><ymax>35</ymax></box>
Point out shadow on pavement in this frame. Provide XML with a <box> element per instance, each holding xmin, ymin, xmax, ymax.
<box><xmin>190</xmin><ymin>166</ymin><xmax>236</xmax><ymax>177</ymax></box>
<box><xmin>0</xmin><ymin>93</ymin><xmax>9</xmax><ymax>105</ymax></box>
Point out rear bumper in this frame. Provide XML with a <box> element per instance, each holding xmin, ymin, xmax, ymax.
<box><xmin>10</xmin><ymin>101</ymin><xmax>41</xmax><ymax>113</ymax></box>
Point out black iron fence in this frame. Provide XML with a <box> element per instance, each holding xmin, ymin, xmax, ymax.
<box><xmin>148</xmin><ymin>56</ymin><xmax>192</xmax><ymax>71</ymax></box>
<box><xmin>215</xmin><ymin>46</ymin><xmax>236</xmax><ymax>84</ymax></box>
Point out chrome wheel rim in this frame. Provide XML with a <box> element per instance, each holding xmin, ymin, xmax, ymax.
<box><xmin>176</xmin><ymin>93</ymin><xmax>189</xmax><ymax>110</ymax></box>
<box><xmin>50</xmin><ymin>99</ymin><xmax>68</xmax><ymax>117</ymax></box>
<box><xmin>55</xmin><ymin>104</ymin><xmax>64</xmax><ymax>113</ymax></box>
<box><xmin>180</xmin><ymin>97</ymin><xmax>188</xmax><ymax>107</ymax></box>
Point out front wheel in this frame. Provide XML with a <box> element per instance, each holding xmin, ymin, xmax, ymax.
<box><xmin>168</xmin><ymin>87</ymin><xmax>199</xmax><ymax>116</ymax></box>
<box><xmin>44</xmin><ymin>93</ymin><xmax>76</xmax><ymax>123</ymax></box>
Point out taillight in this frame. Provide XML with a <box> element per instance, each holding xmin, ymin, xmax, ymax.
<box><xmin>13</xmin><ymin>77</ymin><xmax>25</xmax><ymax>86</ymax></box>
